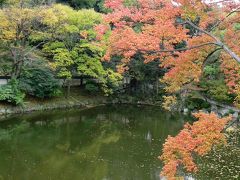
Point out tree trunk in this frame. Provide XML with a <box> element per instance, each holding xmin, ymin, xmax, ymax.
<box><xmin>80</xmin><ymin>77</ymin><xmax>83</xmax><ymax>87</ymax></box>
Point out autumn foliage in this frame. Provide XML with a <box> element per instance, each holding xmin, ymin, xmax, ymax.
<box><xmin>97</xmin><ymin>0</ymin><xmax>240</xmax><ymax>107</ymax></box>
<box><xmin>159</xmin><ymin>112</ymin><xmax>231</xmax><ymax>180</ymax></box>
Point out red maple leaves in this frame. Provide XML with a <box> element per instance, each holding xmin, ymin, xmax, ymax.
<box><xmin>160</xmin><ymin>112</ymin><xmax>231</xmax><ymax>180</ymax></box>
<box><xmin>96</xmin><ymin>0</ymin><xmax>240</xmax><ymax>97</ymax></box>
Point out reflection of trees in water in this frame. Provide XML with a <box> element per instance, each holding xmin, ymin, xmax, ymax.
<box><xmin>0</xmin><ymin>120</ymin><xmax>121</xmax><ymax>179</ymax></box>
<box><xmin>146</xmin><ymin>130</ymin><xmax>152</xmax><ymax>143</ymax></box>
<box><xmin>0</xmin><ymin>105</ymin><xmax>190</xmax><ymax>180</ymax></box>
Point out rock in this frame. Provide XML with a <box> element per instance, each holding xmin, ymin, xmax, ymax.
<box><xmin>218</xmin><ymin>108</ymin><xmax>229</xmax><ymax>116</ymax></box>
<box><xmin>5</xmin><ymin>109</ymin><xmax>12</xmax><ymax>114</ymax></box>
<box><xmin>232</xmin><ymin>112</ymin><xmax>238</xmax><ymax>118</ymax></box>
<box><xmin>211</xmin><ymin>104</ymin><xmax>218</xmax><ymax>112</ymax></box>
<box><xmin>0</xmin><ymin>109</ymin><xmax>5</xmax><ymax>114</ymax></box>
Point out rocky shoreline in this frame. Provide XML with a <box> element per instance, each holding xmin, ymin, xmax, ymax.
<box><xmin>1</xmin><ymin>95</ymin><xmax>240</xmax><ymax>125</ymax></box>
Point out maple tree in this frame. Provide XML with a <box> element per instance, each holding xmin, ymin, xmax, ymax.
<box><xmin>159</xmin><ymin>112</ymin><xmax>231</xmax><ymax>180</ymax></box>
<box><xmin>96</xmin><ymin>0</ymin><xmax>240</xmax><ymax>107</ymax></box>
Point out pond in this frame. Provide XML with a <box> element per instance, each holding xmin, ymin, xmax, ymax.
<box><xmin>0</xmin><ymin>105</ymin><xmax>191</xmax><ymax>180</ymax></box>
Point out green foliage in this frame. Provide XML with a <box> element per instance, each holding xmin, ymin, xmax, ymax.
<box><xmin>201</xmin><ymin>79</ymin><xmax>233</xmax><ymax>103</ymax></box>
<box><xmin>123</xmin><ymin>0</ymin><xmax>138</xmax><ymax>7</ymax></box>
<box><xmin>234</xmin><ymin>23</ymin><xmax>240</xmax><ymax>30</ymax></box>
<box><xmin>0</xmin><ymin>0</ymin><xmax>6</xmax><ymax>6</ymax></box>
<box><xmin>2</xmin><ymin>0</ymin><xmax>54</xmax><ymax>7</ymax></box>
<box><xmin>41</xmin><ymin>7</ymin><xmax>104</xmax><ymax>80</ymax></box>
<box><xmin>100</xmin><ymin>69</ymin><xmax>123</xmax><ymax>95</ymax></box>
<box><xmin>74</xmin><ymin>43</ymin><xmax>105</xmax><ymax>78</ymax></box>
<box><xmin>85</xmin><ymin>82</ymin><xmax>99</xmax><ymax>94</ymax></box>
<box><xmin>207</xmin><ymin>81</ymin><xmax>232</xmax><ymax>102</ymax></box>
<box><xmin>0</xmin><ymin>121</ymin><xmax>30</xmax><ymax>141</ymax></box>
<box><xmin>67</xmin><ymin>0</ymin><xmax>98</xmax><ymax>9</ymax></box>
<box><xmin>42</xmin><ymin>42</ymin><xmax>65</xmax><ymax>56</ymax></box>
<box><xmin>0</xmin><ymin>52</ymin><xmax>12</xmax><ymax>75</ymax></box>
<box><xmin>52</xmin><ymin>48</ymin><xmax>74</xmax><ymax>79</ymax></box>
<box><xmin>19</xmin><ymin>67</ymin><xmax>61</xmax><ymax>99</ymax></box>
<box><xmin>185</xmin><ymin>98</ymin><xmax>211</xmax><ymax>111</ymax></box>
<box><xmin>203</xmin><ymin>65</ymin><xmax>220</xmax><ymax>77</ymax></box>
<box><xmin>59</xmin><ymin>0</ymin><xmax>108</xmax><ymax>12</ymax></box>
<box><xmin>41</xmin><ymin>6</ymin><xmax>122</xmax><ymax>95</ymax></box>
<box><xmin>0</xmin><ymin>79</ymin><xmax>25</xmax><ymax>105</ymax></box>
<box><xmin>126</xmin><ymin>55</ymin><xmax>162</xmax><ymax>82</ymax></box>
<box><xmin>200</xmin><ymin>62</ymin><xmax>234</xmax><ymax>103</ymax></box>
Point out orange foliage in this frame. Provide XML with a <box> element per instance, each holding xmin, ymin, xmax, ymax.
<box><xmin>98</xmin><ymin>0</ymin><xmax>189</xmax><ymax>65</ymax></box>
<box><xmin>160</xmin><ymin>112</ymin><xmax>231</xmax><ymax>180</ymax></box>
<box><xmin>97</xmin><ymin>0</ymin><xmax>240</xmax><ymax>96</ymax></box>
<box><xmin>220</xmin><ymin>13</ymin><xmax>240</xmax><ymax>92</ymax></box>
<box><xmin>99</xmin><ymin>0</ymin><xmax>240</xmax><ymax>88</ymax></box>
<box><xmin>97</xmin><ymin>0</ymin><xmax>240</xmax><ymax>109</ymax></box>
<box><xmin>161</xmin><ymin>35</ymin><xmax>215</xmax><ymax>93</ymax></box>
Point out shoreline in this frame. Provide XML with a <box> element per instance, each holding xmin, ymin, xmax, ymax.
<box><xmin>0</xmin><ymin>96</ymin><xmax>156</xmax><ymax>118</ymax></box>
<box><xmin>0</xmin><ymin>93</ymin><xmax>108</xmax><ymax>118</ymax></box>
<box><xmin>1</xmin><ymin>92</ymin><xmax>240</xmax><ymax>123</ymax></box>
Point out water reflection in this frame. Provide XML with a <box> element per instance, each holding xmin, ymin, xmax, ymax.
<box><xmin>0</xmin><ymin>105</ymin><xmax>190</xmax><ymax>180</ymax></box>
<box><xmin>146</xmin><ymin>131</ymin><xmax>152</xmax><ymax>143</ymax></box>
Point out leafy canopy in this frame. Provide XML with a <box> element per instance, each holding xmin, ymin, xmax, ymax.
<box><xmin>160</xmin><ymin>112</ymin><xmax>231</xmax><ymax>180</ymax></box>
<box><xmin>40</xmin><ymin>5</ymin><xmax>122</xmax><ymax>95</ymax></box>
<box><xmin>96</xmin><ymin>0</ymin><xmax>240</xmax><ymax>106</ymax></box>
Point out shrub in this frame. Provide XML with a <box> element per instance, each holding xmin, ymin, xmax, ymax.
<box><xmin>0</xmin><ymin>79</ymin><xmax>25</xmax><ymax>105</ymax></box>
<box><xmin>200</xmin><ymin>79</ymin><xmax>234</xmax><ymax>103</ymax></box>
<box><xmin>85</xmin><ymin>82</ymin><xmax>99</xmax><ymax>94</ymax></box>
<box><xmin>19</xmin><ymin>67</ymin><xmax>61</xmax><ymax>99</ymax></box>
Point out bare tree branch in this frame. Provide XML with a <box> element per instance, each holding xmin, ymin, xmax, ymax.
<box><xmin>182</xmin><ymin>20</ymin><xmax>240</xmax><ymax>63</ymax></box>
<box><xmin>141</xmin><ymin>42</ymin><xmax>218</xmax><ymax>54</ymax></box>
<box><xmin>24</xmin><ymin>41</ymin><xmax>46</xmax><ymax>56</ymax></box>
<box><xmin>209</xmin><ymin>7</ymin><xmax>240</xmax><ymax>32</ymax></box>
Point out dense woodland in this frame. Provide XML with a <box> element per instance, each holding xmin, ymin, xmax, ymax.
<box><xmin>0</xmin><ymin>0</ymin><xmax>240</xmax><ymax>179</ymax></box>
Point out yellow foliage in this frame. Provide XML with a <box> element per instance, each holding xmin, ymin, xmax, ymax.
<box><xmin>162</xmin><ymin>95</ymin><xmax>177</xmax><ymax>111</ymax></box>
<box><xmin>39</xmin><ymin>4</ymin><xmax>71</xmax><ymax>26</ymax></box>
<box><xmin>0</xmin><ymin>7</ymin><xmax>34</xmax><ymax>41</ymax></box>
<box><xmin>234</xmin><ymin>85</ymin><xmax>240</xmax><ymax>108</ymax></box>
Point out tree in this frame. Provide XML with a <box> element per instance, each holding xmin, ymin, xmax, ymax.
<box><xmin>96</xmin><ymin>0</ymin><xmax>240</xmax><ymax>107</ymax></box>
<box><xmin>63</xmin><ymin>0</ymin><xmax>98</xmax><ymax>9</ymax></box>
<box><xmin>0</xmin><ymin>0</ymin><xmax>6</xmax><ymax>6</ymax></box>
<box><xmin>57</xmin><ymin>0</ymin><xmax>107</xmax><ymax>12</ymax></box>
<box><xmin>1</xmin><ymin>0</ymin><xmax>55</xmax><ymax>7</ymax></box>
<box><xmin>160</xmin><ymin>112</ymin><xmax>231</xmax><ymax>180</ymax></box>
<box><xmin>41</xmin><ymin>5</ymin><xmax>122</xmax><ymax>95</ymax></box>
<box><xmin>19</xmin><ymin>64</ymin><xmax>61</xmax><ymax>98</ymax></box>
<box><xmin>0</xmin><ymin>2</ymin><xmax>57</xmax><ymax>78</ymax></box>
<box><xmin>0</xmin><ymin>6</ymin><xmax>36</xmax><ymax>78</ymax></box>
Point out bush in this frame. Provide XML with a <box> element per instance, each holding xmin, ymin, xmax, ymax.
<box><xmin>19</xmin><ymin>67</ymin><xmax>61</xmax><ymax>99</ymax></box>
<box><xmin>201</xmin><ymin>80</ymin><xmax>234</xmax><ymax>103</ymax></box>
<box><xmin>85</xmin><ymin>82</ymin><xmax>99</xmax><ymax>94</ymax></box>
<box><xmin>0</xmin><ymin>79</ymin><xmax>25</xmax><ymax>105</ymax></box>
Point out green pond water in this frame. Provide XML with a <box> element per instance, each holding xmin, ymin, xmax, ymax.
<box><xmin>0</xmin><ymin>105</ymin><xmax>192</xmax><ymax>180</ymax></box>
